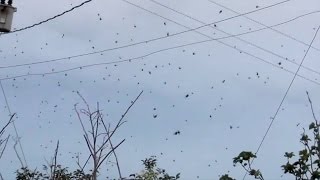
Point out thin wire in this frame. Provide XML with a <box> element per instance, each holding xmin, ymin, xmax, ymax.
<box><xmin>0</xmin><ymin>38</ymin><xmax>319</xmax><ymax>87</ymax></box>
<box><xmin>0</xmin><ymin>0</ymin><xmax>296</xmax><ymax>69</ymax></box>
<box><xmin>0</xmin><ymin>0</ymin><xmax>93</xmax><ymax>35</ymax></box>
<box><xmin>243</xmin><ymin>25</ymin><xmax>320</xmax><ymax>179</ymax></box>
<box><xmin>147</xmin><ymin>0</ymin><xmax>320</xmax><ymax>76</ymax></box>
<box><xmin>1</xmin><ymin>10</ymin><xmax>320</xmax><ymax>89</ymax></box>
<box><xmin>207</xmin><ymin>0</ymin><xmax>320</xmax><ymax>53</ymax></box>
<box><xmin>0</xmin><ymin>80</ymin><xmax>27</xmax><ymax>167</ymax></box>
<box><xmin>127</xmin><ymin>0</ymin><xmax>292</xmax><ymax>41</ymax></box>
<box><xmin>1</xmin><ymin>9</ymin><xmax>320</xmax><ymax>72</ymax></box>
<box><xmin>121</xmin><ymin>0</ymin><xmax>320</xmax><ymax>82</ymax></box>
<box><xmin>4</xmin><ymin>0</ymin><xmax>290</xmax><ymax>36</ymax></box>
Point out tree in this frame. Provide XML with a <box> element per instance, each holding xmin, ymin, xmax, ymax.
<box><xmin>222</xmin><ymin>92</ymin><xmax>320</xmax><ymax>180</ymax></box>
<box><xmin>0</xmin><ymin>113</ymin><xmax>14</xmax><ymax>160</ymax></box>
<box><xmin>132</xmin><ymin>156</ymin><xmax>180</xmax><ymax>180</ymax></box>
<box><xmin>281</xmin><ymin>92</ymin><xmax>320</xmax><ymax>179</ymax></box>
<box><xmin>14</xmin><ymin>91</ymin><xmax>143</xmax><ymax>180</ymax></box>
<box><xmin>0</xmin><ymin>114</ymin><xmax>15</xmax><ymax>179</ymax></box>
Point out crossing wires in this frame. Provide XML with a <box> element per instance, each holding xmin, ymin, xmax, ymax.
<box><xmin>207</xmin><ymin>0</ymin><xmax>320</xmax><ymax>52</ymax></box>
<box><xmin>0</xmin><ymin>0</ymin><xmax>290</xmax><ymax>38</ymax></box>
<box><xmin>146</xmin><ymin>0</ymin><xmax>320</xmax><ymax>76</ymax></box>
<box><xmin>244</xmin><ymin>25</ymin><xmax>320</xmax><ymax>179</ymax></box>
<box><xmin>2</xmin><ymin>10</ymin><xmax>320</xmax><ymax>71</ymax></box>
<box><xmin>0</xmin><ymin>80</ymin><xmax>27</xmax><ymax>167</ymax></box>
<box><xmin>1</xmin><ymin>3</ymin><xmax>320</xmax><ymax>87</ymax></box>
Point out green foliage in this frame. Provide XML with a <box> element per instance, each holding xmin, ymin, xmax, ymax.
<box><xmin>233</xmin><ymin>151</ymin><xmax>256</xmax><ymax>165</ymax></box>
<box><xmin>230</xmin><ymin>151</ymin><xmax>263</xmax><ymax>180</ymax></box>
<box><xmin>16</xmin><ymin>167</ymin><xmax>46</xmax><ymax>180</ymax></box>
<box><xmin>15</xmin><ymin>157</ymin><xmax>179</xmax><ymax>180</ymax></box>
<box><xmin>219</xmin><ymin>174</ymin><xmax>235</xmax><ymax>180</ymax></box>
<box><xmin>281</xmin><ymin>120</ymin><xmax>320</xmax><ymax>180</ymax></box>
<box><xmin>220</xmin><ymin>93</ymin><xmax>320</xmax><ymax>180</ymax></box>
<box><xmin>15</xmin><ymin>166</ymin><xmax>92</xmax><ymax>180</ymax></box>
<box><xmin>135</xmin><ymin>156</ymin><xmax>180</xmax><ymax>180</ymax></box>
<box><xmin>222</xmin><ymin>120</ymin><xmax>320</xmax><ymax>180</ymax></box>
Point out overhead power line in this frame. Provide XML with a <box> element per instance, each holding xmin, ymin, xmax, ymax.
<box><xmin>0</xmin><ymin>0</ymin><xmax>293</xmax><ymax>56</ymax></box>
<box><xmin>244</xmin><ymin>25</ymin><xmax>320</xmax><ymax>179</ymax></box>
<box><xmin>1</xmin><ymin>9</ymin><xmax>320</xmax><ymax>71</ymax></box>
<box><xmin>0</xmin><ymin>80</ymin><xmax>27</xmax><ymax>167</ymax></box>
<box><xmin>1</xmin><ymin>35</ymin><xmax>319</xmax><ymax>86</ymax></box>
<box><xmin>121</xmin><ymin>0</ymin><xmax>320</xmax><ymax>80</ymax></box>
<box><xmin>207</xmin><ymin>0</ymin><xmax>320</xmax><ymax>53</ymax></box>
<box><xmin>8</xmin><ymin>0</ymin><xmax>290</xmax><ymax>36</ymax></box>
<box><xmin>0</xmin><ymin>0</ymin><xmax>93</xmax><ymax>35</ymax></box>
<box><xmin>147</xmin><ymin>0</ymin><xmax>320</xmax><ymax>76</ymax></box>
<box><xmin>1</xmin><ymin>10</ymin><xmax>319</xmax><ymax>89</ymax></box>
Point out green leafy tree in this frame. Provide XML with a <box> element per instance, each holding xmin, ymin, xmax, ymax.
<box><xmin>281</xmin><ymin>117</ymin><xmax>320</xmax><ymax>178</ymax></box>
<box><xmin>232</xmin><ymin>151</ymin><xmax>264</xmax><ymax>180</ymax></box>
<box><xmin>219</xmin><ymin>174</ymin><xmax>235</xmax><ymax>180</ymax></box>
<box><xmin>221</xmin><ymin>92</ymin><xmax>320</xmax><ymax>180</ymax></box>
<box><xmin>15</xmin><ymin>166</ymin><xmax>92</xmax><ymax>180</ymax></box>
<box><xmin>133</xmin><ymin>156</ymin><xmax>180</xmax><ymax>180</ymax></box>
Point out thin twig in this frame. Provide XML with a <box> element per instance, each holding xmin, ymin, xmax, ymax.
<box><xmin>13</xmin><ymin>138</ymin><xmax>24</xmax><ymax>167</ymax></box>
<box><xmin>0</xmin><ymin>113</ymin><xmax>15</xmax><ymax>136</ymax></box>
<box><xmin>105</xmin><ymin>123</ymin><xmax>122</xmax><ymax>179</ymax></box>
<box><xmin>52</xmin><ymin>140</ymin><xmax>60</xmax><ymax>180</ymax></box>
<box><xmin>74</xmin><ymin>91</ymin><xmax>143</xmax><ymax>179</ymax></box>
<box><xmin>0</xmin><ymin>134</ymin><xmax>10</xmax><ymax>159</ymax></box>
<box><xmin>306</xmin><ymin>91</ymin><xmax>318</xmax><ymax>123</ymax></box>
<box><xmin>96</xmin><ymin>91</ymin><xmax>144</xmax><ymax>153</ymax></box>
<box><xmin>97</xmin><ymin>139</ymin><xmax>125</xmax><ymax>169</ymax></box>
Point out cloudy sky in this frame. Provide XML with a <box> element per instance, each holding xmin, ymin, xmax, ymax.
<box><xmin>0</xmin><ymin>0</ymin><xmax>320</xmax><ymax>179</ymax></box>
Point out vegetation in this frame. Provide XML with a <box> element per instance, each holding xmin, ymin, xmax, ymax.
<box><xmin>1</xmin><ymin>92</ymin><xmax>319</xmax><ymax>179</ymax></box>
<box><xmin>222</xmin><ymin>92</ymin><xmax>320</xmax><ymax>180</ymax></box>
<box><xmin>15</xmin><ymin>156</ymin><xmax>180</xmax><ymax>180</ymax></box>
<box><xmin>134</xmin><ymin>156</ymin><xmax>180</xmax><ymax>180</ymax></box>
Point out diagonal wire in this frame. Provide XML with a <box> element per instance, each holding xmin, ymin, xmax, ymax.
<box><xmin>0</xmin><ymin>0</ymin><xmax>295</xmax><ymax>69</ymax></box>
<box><xmin>0</xmin><ymin>8</ymin><xmax>319</xmax><ymax>70</ymax></box>
<box><xmin>0</xmin><ymin>0</ymin><xmax>93</xmax><ymax>35</ymax></box>
<box><xmin>121</xmin><ymin>0</ymin><xmax>320</xmax><ymax>81</ymax></box>
<box><xmin>1</xmin><ymin>5</ymin><xmax>320</xmax><ymax>89</ymax></box>
<box><xmin>147</xmin><ymin>0</ymin><xmax>320</xmax><ymax>76</ymax></box>
<box><xmin>0</xmin><ymin>80</ymin><xmax>27</xmax><ymax>167</ymax></box>
<box><xmin>0</xmin><ymin>35</ymin><xmax>319</xmax><ymax>88</ymax></box>
<box><xmin>2</xmin><ymin>0</ymin><xmax>290</xmax><ymax>36</ymax></box>
<box><xmin>207</xmin><ymin>0</ymin><xmax>320</xmax><ymax>52</ymax></box>
<box><xmin>243</xmin><ymin>25</ymin><xmax>320</xmax><ymax>179</ymax></box>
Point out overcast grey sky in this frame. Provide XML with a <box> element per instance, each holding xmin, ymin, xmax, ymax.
<box><xmin>0</xmin><ymin>0</ymin><xmax>320</xmax><ymax>179</ymax></box>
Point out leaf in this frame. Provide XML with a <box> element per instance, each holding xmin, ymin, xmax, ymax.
<box><xmin>284</xmin><ymin>152</ymin><xmax>295</xmax><ymax>159</ymax></box>
<box><xmin>309</xmin><ymin>122</ymin><xmax>316</xmax><ymax>129</ymax></box>
<box><xmin>219</xmin><ymin>174</ymin><xmax>235</xmax><ymax>180</ymax></box>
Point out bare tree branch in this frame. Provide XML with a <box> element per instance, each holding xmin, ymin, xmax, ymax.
<box><xmin>0</xmin><ymin>134</ymin><xmax>10</xmax><ymax>160</ymax></box>
<box><xmin>52</xmin><ymin>140</ymin><xmax>60</xmax><ymax>180</ymax></box>
<box><xmin>306</xmin><ymin>91</ymin><xmax>319</xmax><ymax>123</ymax></box>
<box><xmin>74</xmin><ymin>91</ymin><xmax>143</xmax><ymax>179</ymax></box>
<box><xmin>97</xmin><ymin>139</ymin><xmax>125</xmax><ymax>169</ymax></box>
<box><xmin>108</xmin><ymin>130</ymin><xmax>122</xmax><ymax>179</ymax></box>
<box><xmin>0</xmin><ymin>113</ymin><xmax>15</xmax><ymax>136</ymax></box>
<box><xmin>13</xmin><ymin>138</ymin><xmax>24</xmax><ymax>167</ymax></box>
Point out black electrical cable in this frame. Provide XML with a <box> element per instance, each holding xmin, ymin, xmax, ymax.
<box><xmin>147</xmin><ymin>0</ymin><xmax>320</xmax><ymax>76</ymax></box>
<box><xmin>243</xmin><ymin>25</ymin><xmax>320</xmax><ymax>180</ymax></box>
<box><xmin>1</xmin><ymin>10</ymin><xmax>319</xmax><ymax>70</ymax></box>
<box><xmin>0</xmin><ymin>0</ymin><xmax>93</xmax><ymax>35</ymax></box>
<box><xmin>0</xmin><ymin>0</ymin><xmax>289</xmax><ymax>37</ymax></box>
<box><xmin>1</xmin><ymin>30</ymin><xmax>320</xmax><ymax>88</ymax></box>
<box><xmin>207</xmin><ymin>0</ymin><xmax>320</xmax><ymax>53</ymax></box>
